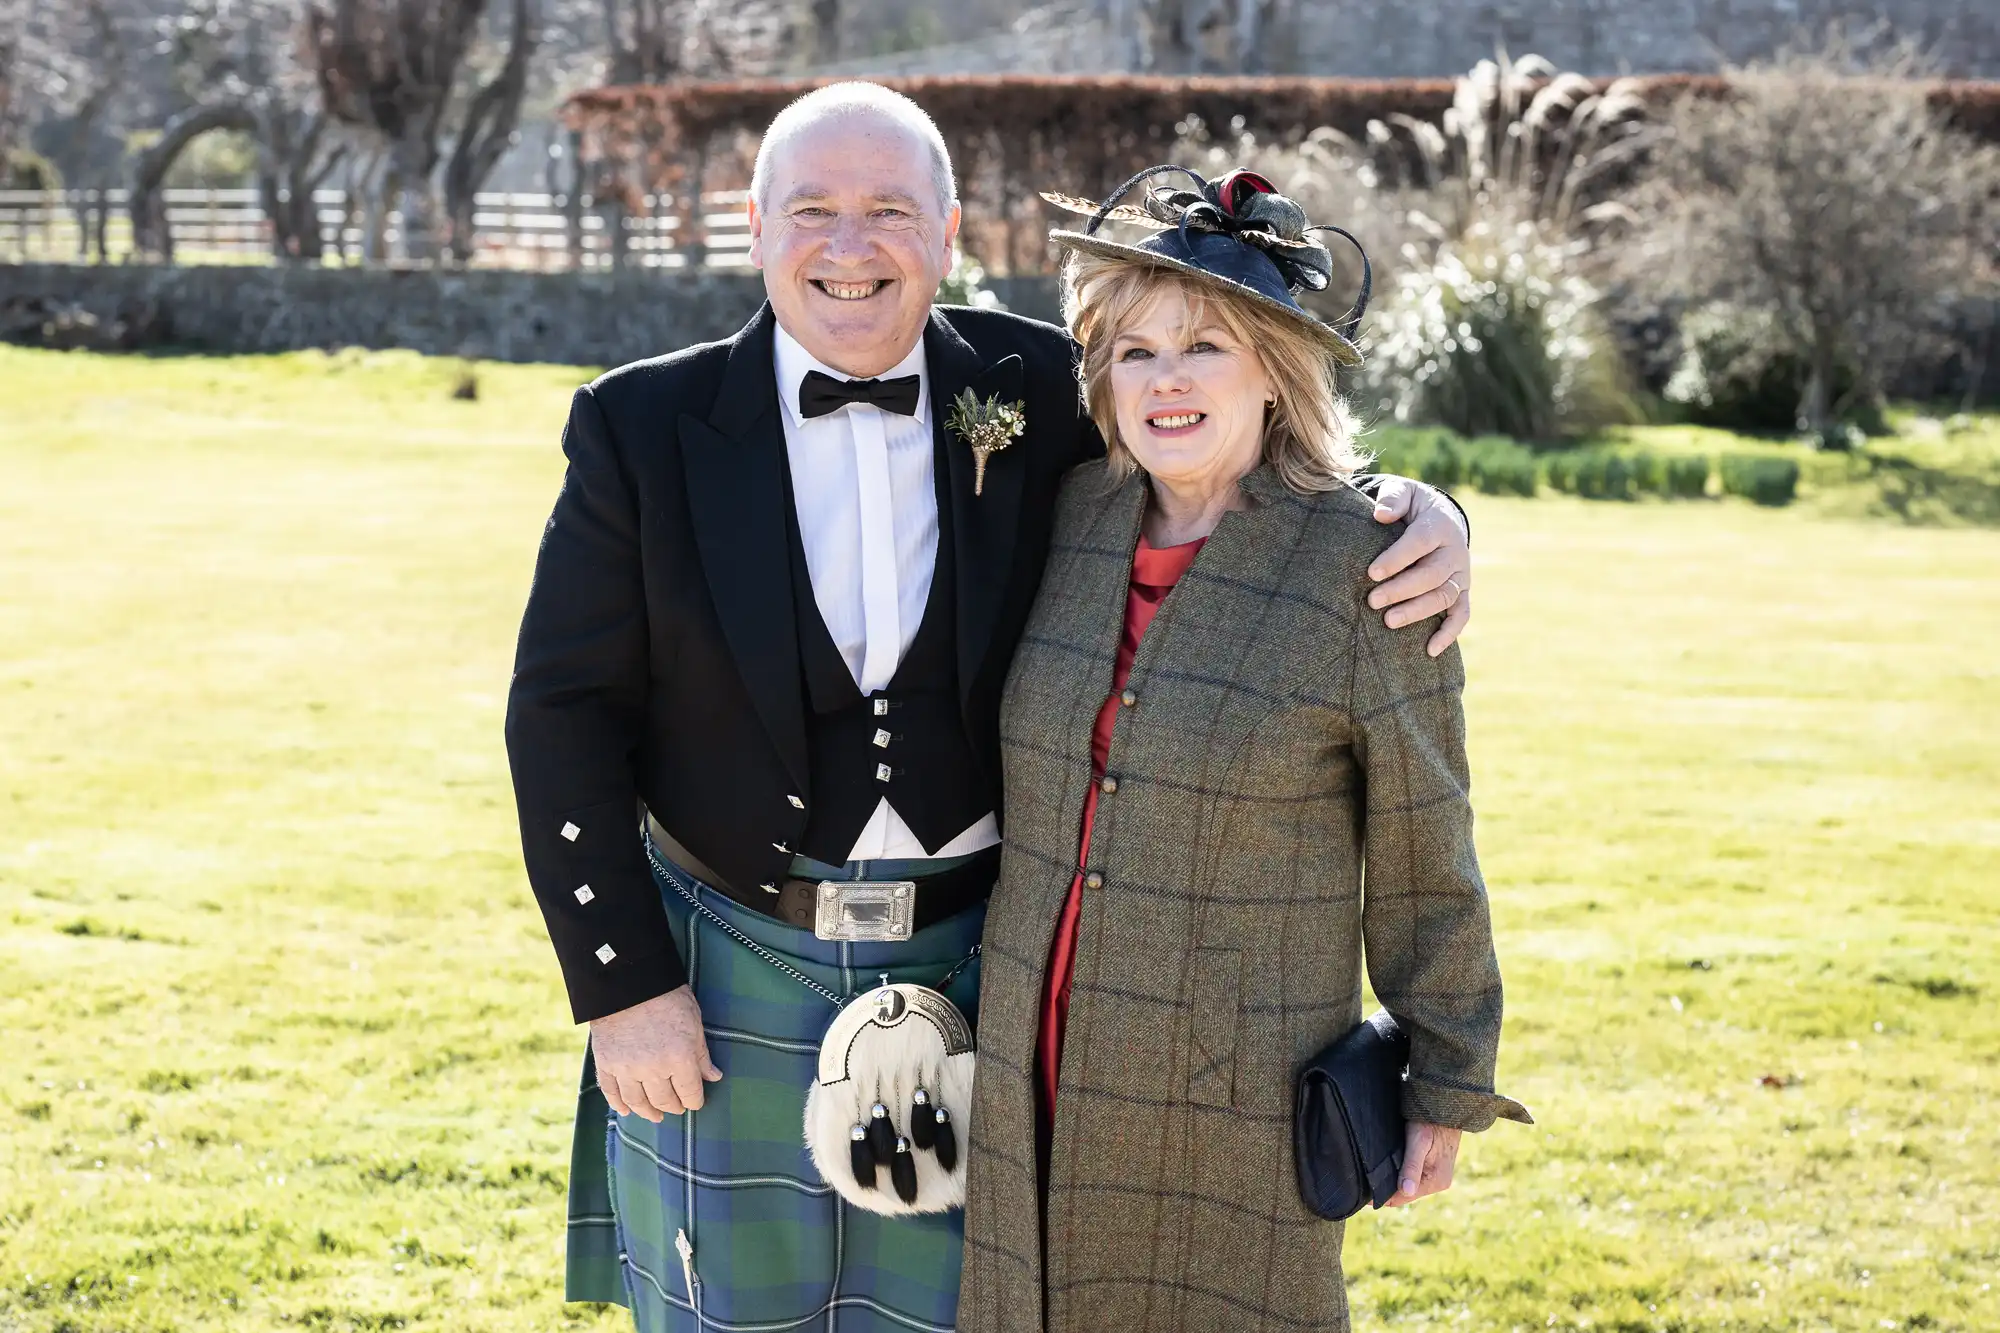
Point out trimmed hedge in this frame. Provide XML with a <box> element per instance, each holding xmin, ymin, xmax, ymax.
<box><xmin>1546</xmin><ymin>449</ymin><xmax>1640</xmax><ymax>500</ymax></box>
<box><xmin>1718</xmin><ymin>453</ymin><xmax>1801</xmax><ymax>506</ymax></box>
<box><xmin>1367</xmin><ymin>427</ymin><xmax>1538</xmax><ymax>497</ymax></box>
<box><xmin>564</xmin><ymin>75</ymin><xmax>1466</xmax><ymax>174</ymax></box>
<box><xmin>565</xmin><ymin>75</ymin><xmax>1457</xmax><ymax>272</ymax></box>
<box><xmin>562</xmin><ymin>75</ymin><xmax>2000</xmax><ymax>175</ymax></box>
<box><xmin>1465</xmin><ymin>435</ymin><xmax>1540</xmax><ymax>497</ymax></box>
<box><xmin>1662</xmin><ymin>455</ymin><xmax>1713</xmax><ymax>498</ymax></box>
<box><xmin>1370</xmin><ymin>425</ymin><xmax>1805</xmax><ymax>505</ymax></box>
<box><xmin>563</xmin><ymin>75</ymin><xmax>2000</xmax><ymax>273</ymax></box>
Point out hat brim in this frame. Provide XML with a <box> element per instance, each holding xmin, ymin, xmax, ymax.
<box><xmin>1050</xmin><ymin>229</ymin><xmax>1362</xmax><ymax>367</ymax></box>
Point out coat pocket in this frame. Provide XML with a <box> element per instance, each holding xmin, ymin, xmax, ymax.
<box><xmin>1186</xmin><ymin>948</ymin><xmax>1241</xmax><ymax>1109</ymax></box>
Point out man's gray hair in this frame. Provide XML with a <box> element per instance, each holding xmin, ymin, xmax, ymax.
<box><xmin>750</xmin><ymin>82</ymin><xmax>958</xmax><ymax>215</ymax></box>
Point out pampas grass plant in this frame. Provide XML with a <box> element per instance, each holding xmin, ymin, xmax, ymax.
<box><xmin>1176</xmin><ymin>51</ymin><xmax>1652</xmax><ymax>441</ymax></box>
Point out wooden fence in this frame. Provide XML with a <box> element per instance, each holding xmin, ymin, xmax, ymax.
<box><xmin>0</xmin><ymin>187</ymin><xmax>755</xmax><ymax>269</ymax></box>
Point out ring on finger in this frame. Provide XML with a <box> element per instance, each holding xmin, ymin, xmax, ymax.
<box><xmin>1442</xmin><ymin>576</ymin><xmax>1463</xmax><ymax>604</ymax></box>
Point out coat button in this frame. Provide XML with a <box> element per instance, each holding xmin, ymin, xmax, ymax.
<box><xmin>1099</xmin><ymin>776</ymin><xmax>1118</xmax><ymax>794</ymax></box>
<box><xmin>876</xmin><ymin>763</ymin><xmax>893</xmax><ymax>782</ymax></box>
<box><xmin>1084</xmin><ymin>872</ymin><xmax>1103</xmax><ymax>890</ymax></box>
<box><xmin>1119</xmin><ymin>689</ymin><xmax>1137</xmax><ymax>708</ymax></box>
<box><xmin>873</xmin><ymin>728</ymin><xmax>893</xmax><ymax>748</ymax></box>
<box><xmin>574</xmin><ymin>885</ymin><xmax>596</xmax><ymax>905</ymax></box>
<box><xmin>788</xmin><ymin>794</ymin><xmax>805</xmax><ymax>809</ymax></box>
<box><xmin>761</xmin><ymin>883</ymin><xmax>780</xmax><ymax>895</ymax></box>
<box><xmin>561</xmin><ymin>821</ymin><xmax>581</xmax><ymax>841</ymax></box>
<box><xmin>595</xmin><ymin>944</ymin><xmax>617</xmax><ymax>964</ymax></box>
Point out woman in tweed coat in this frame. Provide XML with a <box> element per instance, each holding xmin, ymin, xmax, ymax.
<box><xmin>958</xmin><ymin>168</ymin><xmax>1530</xmax><ymax>1333</ymax></box>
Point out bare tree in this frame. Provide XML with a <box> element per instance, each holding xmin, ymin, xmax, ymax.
<box><xmin>1137</xmin><ymin>0</ymin><xmax>1273</xmax><ymax>74</ymax></box>
<box><xmin>306</xmin><ymin>0</ymin><xmax>488</xmax><ymax>261</ymax></box>
<box><xmin>443</xmin><ymin>0</ymin><xmax>540</xmax><ymax>263</ymax></box>
<box><xmin>810</xmin><ymin>0</ymin><xmax>839</xmax><ymax>64</ymax></box>
<box><xmin>129</xmin><ymin>97</ymin><xmax>349</xmax><ymax>261</ymax></box>
<box><xmin>602</xmin><ymin>0</ymin><xmax>686</xmax><ymax>82</ymax></box>
<box><xmin>129</xmin><ymin>0</ymin><xmax>349</xmax><ymax>263</ymax></box>
<box><xmin>600</xmin><ymin>0</ymin><xmax>793</xmax><ymax>83</ymax></box>
<box><xmin>1624</xmin><ymin>27</ymin><xmax>2000</xmax><ymax>442</ymax></box>
<box><xmin>9</xmin><ymin>0</ymin><xmax>127</xmax><ymax>193</ymax></box>
<box><xmin>702</xmin><ymin>0</ymin><xmax>794</xmax><ymax>76</ymax></box>
<box><xmin>0</xmin><ymin>8</ymin><xmax>19</xmax><ymax>163</ymax></box>
<box><xmin>68</xmin><ymin>3</ymin><xmax>130</xmax><ymax>175</ymax></box>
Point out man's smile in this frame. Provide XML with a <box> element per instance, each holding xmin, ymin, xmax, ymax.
<box><xmin>811</xmin><ymin>279</ymin><xmax>894</xmax><ymax>301</ymax></box>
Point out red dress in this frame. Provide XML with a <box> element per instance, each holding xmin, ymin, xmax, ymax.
<box><xmin>1036</xmin><ymin>533</ymin><xmax>1205</xmax><ymax>1139</ymax></box>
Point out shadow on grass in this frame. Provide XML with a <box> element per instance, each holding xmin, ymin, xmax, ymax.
<box><xmin>1863</xmin><ymin>453</ymin><xmax>2000</xmax><ymax>526</ymax></box>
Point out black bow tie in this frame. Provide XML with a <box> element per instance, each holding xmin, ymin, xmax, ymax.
<box><xmin>799</xmin><ymin>369</ymin><xmax>922</xmax><ymax>420</ymax></box>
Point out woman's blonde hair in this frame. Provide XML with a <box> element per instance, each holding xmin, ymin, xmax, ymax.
<box><xmin>1062</xmin><ymin>250</ymin><xmax>1368</xmax><ymax>495</ymax></box>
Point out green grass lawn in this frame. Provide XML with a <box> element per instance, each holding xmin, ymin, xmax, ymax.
<box><xmin>1</xmin><ymin>347</ymin><xmax>1996</xmax><ymax>1333</ymax></box>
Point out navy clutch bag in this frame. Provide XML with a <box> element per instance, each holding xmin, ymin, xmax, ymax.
<box><xmin>1293</xmin><ymin>1010</ymin><xmax>1410</xmax><ymax>1220</ymax></box>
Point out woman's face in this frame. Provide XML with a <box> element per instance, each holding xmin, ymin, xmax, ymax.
<box><xmin>1107</xmin><ymin>288</ymin><xmax>1273</xmax><ymax>496</ymax></box>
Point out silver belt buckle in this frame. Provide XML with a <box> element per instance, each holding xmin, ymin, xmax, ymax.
<box><xmin>814</xmin><ymin>880</ymin><xmax>917</xmax><ymax>941</ymax></box>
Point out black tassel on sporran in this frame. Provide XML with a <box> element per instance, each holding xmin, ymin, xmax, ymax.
<box><xmin>849</xmin><ymin>1123</ymin><xmax>876</xmax><ymax>1189</ymax></box>
<box><xmin>890</xmin><ymin>1136</ymin><xmax>919</xmax><ymax>1204</ymax></box>
<box><xmin>910</xmin><ymin>1087</ymin><xmax>936</xmax><ymax>1149</ymax></box>
<box><xmin>866</xmin><ymin>1101</ymin><xmax>897</xmax><ymax>1162</ymax></box>
<box><xmin>932</xmin><ymin>1106</ymin><xmax>958</xmax><ymax>1174</ymax></box>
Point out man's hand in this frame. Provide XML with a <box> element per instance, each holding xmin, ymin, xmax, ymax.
<box><xmin>1385</xmin><ymin>1121</ymin><xmax>1462</xmax><ymax>1207</ymax></box>
<box><xmin>588</xmin><ymin>986</ymin><xmax>723</xmax><ymax>1122</ymax></box>
<box><xmin>1367</xmin><ymin>478</ymin><xmax>1471</xmax><ymax>658</ymax></box>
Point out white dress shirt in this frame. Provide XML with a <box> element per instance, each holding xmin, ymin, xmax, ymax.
<box><xmin>773</xmin><ymin>324</ymin><xmax>1001</xmax><ymax>862</ymax></box>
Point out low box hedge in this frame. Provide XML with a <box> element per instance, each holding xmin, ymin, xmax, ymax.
<box><xmin>1717</xmin><ymin>453</ymin><xmax>1801</xmax><ymax>506</ymax></box>
<box><xmin>1370</xmin><ymin>424</ymin><xmax>1806</xmax><ymax>505</ymax></box>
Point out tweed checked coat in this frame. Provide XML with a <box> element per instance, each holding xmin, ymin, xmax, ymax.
<box><xmin>959</xmin><ymin>460</ymin><xmax>1530</xmax><ymax>1333</ymax></box>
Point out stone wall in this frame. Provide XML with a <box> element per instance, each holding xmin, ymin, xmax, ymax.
<box><xmin>0</xmin><ymin>263</ymin><xmax>1066</xmax><ymax>366</ymax></box>
<box><xmin>4</xmin><ymin>261</ymin><xmax>1985</xmax><ymax>403</ymax></box>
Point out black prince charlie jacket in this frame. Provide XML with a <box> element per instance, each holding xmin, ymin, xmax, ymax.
<box><xmin>505</xmin><ymin>304</ymin><xmax>1103</xmax><ymax>1023</ymax></box>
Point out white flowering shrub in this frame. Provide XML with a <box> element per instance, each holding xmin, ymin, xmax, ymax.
<box><xmin>1363</xmin><ymin>223</ymin><xmax>1632</xmax><ymax>442</ymax></box>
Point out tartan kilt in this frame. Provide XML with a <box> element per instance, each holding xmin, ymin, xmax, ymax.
<box><xmin>565</xmin><ymin>851</ymin><xmax>986</xmax><ymax>1332</ymax></box>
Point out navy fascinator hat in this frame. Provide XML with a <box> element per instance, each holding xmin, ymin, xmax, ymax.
<box><xmin>1044</xmin><ymin>164</ymin><xmax>1371</xmax><ymax>366</ymax></box>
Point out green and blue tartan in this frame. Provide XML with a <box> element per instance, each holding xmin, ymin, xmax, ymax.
<box><xmin>566</xmin><ymin>852</ymin><xmax>985</xmax><ymax>1332</ymax></box>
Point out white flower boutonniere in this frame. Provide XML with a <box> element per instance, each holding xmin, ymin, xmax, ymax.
<box><xmin>945</xmin><ymin>388</ymin><xmax>1027</xmax><ymax>497</ymax></box>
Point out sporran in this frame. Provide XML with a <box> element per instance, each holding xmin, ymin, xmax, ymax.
<box><xmin>803</xmin><ymin>981</ymin><xmax>976</xmax><ymax>1215</ymax></box>
<box><xmin>645</xmin><ymin>836</ymin><xmax>977</xmax><ymax>1217</ymax></box>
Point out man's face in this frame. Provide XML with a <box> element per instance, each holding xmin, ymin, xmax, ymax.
<box><xmin>748</xmin><ymin>116</ymin><xmax>961</xmax><ymax>379</ymax></box>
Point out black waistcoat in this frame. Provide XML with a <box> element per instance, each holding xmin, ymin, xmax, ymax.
<box><xmin>782</xmin><ymin>445</ymin><xmax>994</xmax><ymax>864</ymax></box>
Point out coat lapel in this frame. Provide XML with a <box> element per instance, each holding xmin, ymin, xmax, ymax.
<box><xmin>678</xmin><ymin>304</ymin><xmax>809</xmax><ymax>792</ymax></box>
<box><xmin>926</xmin><ymin>310</ymin><xmax>1028</xmax><ymax>714</ymax></box>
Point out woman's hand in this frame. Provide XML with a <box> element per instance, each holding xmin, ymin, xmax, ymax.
<box><xmin>1384</xmin><ymin>1121</ymin><xmax>1462</xmax><ymax>1207</ymax></box>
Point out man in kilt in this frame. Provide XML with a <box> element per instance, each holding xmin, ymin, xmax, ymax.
<box><xmin>505</xmin><ymin>81</ymin><xmax>1475</xmax><ymax>1332</ymax></box>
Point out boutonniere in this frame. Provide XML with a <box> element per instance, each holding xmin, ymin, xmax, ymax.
<box><xmin>946</xmin><ymin>388</ymin><xmax>1027</xmax><ymax>497</ymax></box>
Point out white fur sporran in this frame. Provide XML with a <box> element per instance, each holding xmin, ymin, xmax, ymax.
<box><xmin>803</xmin><ymin>982</ymin><xmax>975</xmax><ymax>1215</ymax></box>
